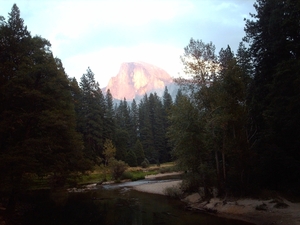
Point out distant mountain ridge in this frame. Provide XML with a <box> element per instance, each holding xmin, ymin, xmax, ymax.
<box><xmin>103</xmin><ymin>62</ymin><xmax>177</xmax><ymax>100</ymax></box>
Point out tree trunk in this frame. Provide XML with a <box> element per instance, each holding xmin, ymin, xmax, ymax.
<box><xmin>215</xmin><ymin>150</ymin><xmax>220</xmax><ymax>179</ymax></box>
<box><xmin>222</xmin><ymin>151</ymin><xmax>226</xmax><ymax>181</ymax></box>
<box><xmin>215</xmin><ymin>150</ymin><xmax>223</xmax><ymax>196</ymax></box>
<box><xmin>222</xmin><ymin>131</ymin><xmax>226</xmax><ymax>189</ymax></box>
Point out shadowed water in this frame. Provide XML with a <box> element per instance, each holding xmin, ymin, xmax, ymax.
<box><xmin>20</xmin><ymin>183</ymin><xmax>254</xmax><ymax>225</ymax></box>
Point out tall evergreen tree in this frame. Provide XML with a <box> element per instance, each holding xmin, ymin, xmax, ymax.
<box><xmin>162</xmin><ymin>86</ymin><xmax>173</xmax><ymax>162</ymax></box>
<box><xmin>217</xmin><ymin>50</ymin><xmax>253</xmax><ymax>194</ymax></box>
<box><xmin>103</xmin><ymin>89</ymin><xmax>116</xmax><ymax>141</ymax></box>
<box><xmin>174</xmin><ymin>89</ymin><xmax>184</xmax><ymax>105</ymax></box>
<box><xmin>236</xmin><ymin>42</ymin><xmax>253</xmax><ymax>78</ymax></box>
<box><xmin>0</xmin><ymin>4</ymin><xmax>91</xmax><ymax>212</ymax></box>
<box><xmin>125</xmin><ymin>150</ymin><xmax>137</xmax><ymax>167</ymax></box>
<box><xmin>114</xmin><ymin>129</ymin><xmax>129</xmax><ymax>161</ymax></box>
<box><xmin>116</xmin><ymin>98</ymin><xmax>131</xmax><ymax>133</ymax></box>
<box><xmin>69</xmin><ymin>77</ymin><xmax>83</xmax><ymax>132</ymax></box>
<box><xmin>114</xmin><ymin>98</ymin><xmax>132</xmax><ymax>161</ymax></box>
<box><xmin>148</xmin><ymin>93</ymin><xmax>165</xmax><ymax>164</ymax></box>
<box><xmin>163</xmin><ymin>86</ymin><xmax>173</xmax><ymax>111</ymax></box>
<box><xmin>244</xmin><ymin>0</ymin><xmax>300</xmax><ymax>190</ymax></box>
<box><xmin>138</xmin><ymin>94</ymin><xmax>154</xmax><ymax>162</ymax></box>
<box><xmin>133</xmin><ymin>139</ymin><xmax>145</xmax><ymax>166</ymax></box>
<box><xmin>79</xmin><ymin>68</ymin><xmax>105</xmax><ymax>161</ymax></box>
<box><xmin>130</xmin><ymin>99</ymin><xmax>139</xmax><ymax>143</ymax></box>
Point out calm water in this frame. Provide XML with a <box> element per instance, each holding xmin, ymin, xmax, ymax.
<box><xmin>20</xmin><ymin>183</ymin><xmax>253</xmax><ymax>225</ymax></box>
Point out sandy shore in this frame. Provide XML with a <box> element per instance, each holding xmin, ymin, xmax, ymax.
<box><xmin>132</xmin><ymin>173</ymin><xmax>300</xmax><ymax>225</ymax></box>
<box><xmin>133</xmin><ymin>172</ymin><xmax>182</xmax><ymax>195</ymax></box>
<box><xmin>133</xmin><ymin>180</ymin><xmax>182</xmax><ymax>195</ymax></box>
<box><xmin>184</xmin><ymin>195</ymin><xmax>300</xmax><ymax>225</ymax></box>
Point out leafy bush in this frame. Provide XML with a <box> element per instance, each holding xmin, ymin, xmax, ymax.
<box><xmin>181</xmin><ymin>174</ymin><xmax>202</xmax><ymax>193</ymax></box>
<box><xmin>159</xmin><ymin>165</ymin><xmax>178</xmax><ymax>174</ymax></box>
<box><xmin>163</xmin><ymin>186</ymin><xmax>182</xmax><ymax>199</ymax></box>
<box><xmin>110</xmin><ymin>159</ymin><xmax>128</xmax><ymax>180</ymax></box>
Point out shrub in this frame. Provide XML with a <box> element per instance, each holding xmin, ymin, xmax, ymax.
<box><xmin>110</xmin><ymin>159</ymin><xmax>128</xmax><ymax>180</ymax></box>
<box><xmin>159</xmin><ymin>166</ymin><xmax>176</xmax><ymax>174</ymax></box>
<box><xmin>181</xmin><ymin>174</ymin><xmax>203</xmax><ymax>193</ymax></box>
<box><xmin>163</xmin><ymin>186</ymin><xmax>182</xmax><ymax>199</ymax></box>
<box><xmin>121</xmin><ymin>171</ymin><xmax>133</xmax><ymax>180</ymax></box>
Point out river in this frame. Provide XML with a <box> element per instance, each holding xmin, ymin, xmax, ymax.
<box><xmin>18</xmin><ymin>178</ymin><xmax>254</xmax><ymax>225</ymax></box>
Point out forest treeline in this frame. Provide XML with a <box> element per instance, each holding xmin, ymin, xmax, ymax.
<box><xmin>0</xmin><ymin>4</ymin><xmax>175</xmax><ymax>212</ymax></box>
<box><xmin>172</xmin><ymin>0</ymin><xmax>300</xmax><ymax>197</ymax></box>
<box><xmin>1</xmin><ymin>0</ymin><xmax>300</xmax><ymax>212</ymax></box>
<box><xmin>70</xmin><ymin>67</ymin><xmax>174</xmax><ymax>166</ymax></box>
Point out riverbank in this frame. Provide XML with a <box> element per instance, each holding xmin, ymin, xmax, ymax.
<box><xmin>132</xmin><ymin>172</ymin><xmax>300</xmax><ymax>225</ymax></box>
<box><xmin>132</xmin><ymin>172</ymin><xmax>182</xmax><ymax>195</ymax></box>
<box><xmin>184</xmin><ymin>194</ymin><xmax>300</xmax><ymax>225</ymax></box>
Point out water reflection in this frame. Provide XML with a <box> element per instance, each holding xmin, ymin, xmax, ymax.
<box><xmin>22</xmin><ymin>187</ymin><xmax>253</xmax><ymax>225</ymax></box>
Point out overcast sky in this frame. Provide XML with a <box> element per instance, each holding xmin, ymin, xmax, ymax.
<box><xmin>1</xmin><ymin>0</ymin><xmax>256</xmax><ymax>88</ymax></box>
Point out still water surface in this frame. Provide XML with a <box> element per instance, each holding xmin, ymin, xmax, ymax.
<box><xmin>21</xmin><ymin>182</ymin><xmax>253</xmax><ymax>225</ymax></box>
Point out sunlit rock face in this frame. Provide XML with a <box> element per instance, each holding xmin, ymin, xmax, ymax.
<box><xmin>104</xmin><ymin>62</ymin><xmax>173</xmax><ymax>100</ymax></box>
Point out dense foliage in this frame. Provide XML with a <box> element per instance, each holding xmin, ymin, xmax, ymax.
<box><xmin>0</xmin><ymin>4</ymin><xmax>91</xmax><ymax>212</ymax></box>
<box><xmin>244</xmin><ymin>0</ymin><xmax>300</xmax><ymax>190</ymax></box>
<box><xmin>169</xmin><ymin>0</ymin><xmax>300</xmax><ymax>197</ymax></box>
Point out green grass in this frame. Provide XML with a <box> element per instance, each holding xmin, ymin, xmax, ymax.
<box><xmin>119</xmin><ymin>162</ymin><xmax>179</xmax><ymax>181</ymax></box>
<box><xmin>121</xmin><ymin>171</ymin><xmax>144</xmax><ymax>181</ymax></box>
<box><xmin>79</xmin><ymin>162</ymin><xmax>178</xmax><ymax>184</ymax></box>
<box><xmin>79</xmin><ymin>167</ymin><xmax>112</xmax><ymax>184</ymax></box>
<box><xmin>80</xmin><ymin>173</ymin><xmax>108</xmax><ymax>184</ymax></box>
<box><xmin>121</xmin><ymin>170</ymin><xmax>161</xmax><ymax>181</ymax></box>
<box><xmin>23</xmin><ymin>162</ymin><xmax>179</xmax><ymax>189</ymax></box>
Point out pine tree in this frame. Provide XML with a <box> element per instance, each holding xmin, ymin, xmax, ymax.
<box><xmin>138</xmin><ymin>94</ymin><xmax>153</xmax><ymax>162</ymax></box>
<box><xmin>162</xmin><ymin>86</ymin><xmax>173</xmax><ymax>162</ymax></box>
<box><xmin>218</xmin><ymin>50</ymin><xmax>252</xmax><ymax>194</ymax></box>
<box><xmin>69</xmin><ymin>77</ymin><xmax>83</xmax><ymax>131</ymax></box>
<box><xmin>114</xmin><ymin>98</ymin><xmax>132</xmax><ymax>161</ymax></box>
<box><xmin>174</xmin><ymin>89</ymin><xmax>184</xmax><ymax>105</ymax></box>
<box><xmin>114</xmin><ymin>129</ymin><xmax>129</xmax><ymax>161</ymax></box>
<box><xmin>116</xmin><ymin>98</ymin><xmax>131</xmax><ymax>134</ymax></box>
<box><xmin>125</xmin><ymin>150</ymin><xmax>137</xmax><ymax>167</ymax></box>
<box><xmin>79</xmin><ymin>68</ymin><xmax>105</xmax><ymax>161</ymax></box>
<box><xmin>132</xmin><ymin>139</ymin><xmax>145</xmax><ymax>166</ymax></box>
<box><xmin>130</xmin><ymin>99</ymin><xmax>139</xmax><ymax>144</ymax></box>
<box><xmin>103</xmin><ymin>89</ymin><xmax>116</xmax><ymax>141</ymax></box>
<box><xmin>244</xmin><ymin>0</ymin><xmax>300</xmax><ymax>190</ymax></box>
<box><xmin>0</xmin><ymin>4</ymin><xmax>91</xmax><ymax>212</ymax></box>
<box><xmin>236</xmin><ymin>42</ymin><xmax>253</xmax><ymax>78</ymax></box>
